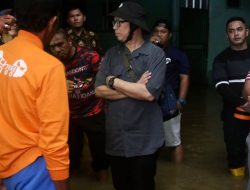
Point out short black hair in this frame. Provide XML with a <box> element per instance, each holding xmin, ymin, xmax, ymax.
<box><xmin>54</xmin><ymin>28</ymin><xmax>68</xmax><ymax>39</ymax></box>
<box><xmin>65</xmin><ymin>2</ymin><xmax>85</xmax><ymax>17</ymax></box>
<box><xmin>153</xmin><ymin>19</ymin><xmax>172</xmax><ymax>33</ymax></box>
<box><xmin>14</xmin><ymin>0</ymin><xmax>62</xmax><ymax>32</ymax></box>
<box><xmin>226</xmin><ymin>16</ymin><xmax>246</xmax><ymax>29</ymax></box>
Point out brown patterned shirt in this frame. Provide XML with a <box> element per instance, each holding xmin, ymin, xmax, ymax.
<box><xmin>67</xmin><ymin>28</ymin><xmax>104</xmax><ymax>56</ymax></box>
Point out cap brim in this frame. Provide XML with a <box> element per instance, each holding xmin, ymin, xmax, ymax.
<box><xmin>109</xmin><ymin>10</ymin><xmax>150</xmax><ymax>32</ymax></box>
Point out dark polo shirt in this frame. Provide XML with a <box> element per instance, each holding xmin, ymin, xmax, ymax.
<box><xmin>95</xmin><ymin>41</ymin><xmax>166</xmax><ymax>157</ymax></box>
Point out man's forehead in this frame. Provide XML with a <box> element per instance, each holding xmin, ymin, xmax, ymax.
<box><xmin>50</xmin><ymin>34</ymin><xmax>65</xmax><ymax>45</ymax></box>
<box><xmin>228</xmin><ymin>21</ymin><xmax>245</xmax><ymax>28</ymax></box>
<box><xmin>68</xmin><ymin>8</ymin><xmax>82</xmax><ymax>15</ymax></box>
<box><xmin>156</xmin><ymin>23</ymin><xmax>168</xmax><ymax>28</ymax></box>
<box><xmin>154</xmin><ymin>25</ymin><xmax>169</xmax><ymax>31</ymax></box>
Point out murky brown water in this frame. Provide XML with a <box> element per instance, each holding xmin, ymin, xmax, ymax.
<box><xmin>70</xmin><ymin>87</ymin><xmax>248</xmax><ymax>190</ymax></box>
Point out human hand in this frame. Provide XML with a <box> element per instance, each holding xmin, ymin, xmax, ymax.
<box><xmin>0</xmin><ymin>14</ymin><xmax>16</xmax><ymax>34</ymax></box>
<box><xmin>137</xmin><ymin>70</ymin><xmax>151</xmax><ymax>84</ymax></box>
<box><xmin>54</xmin><ymin>179</ymin><xmax>70</xmax><ymax>190</ymax></box>
<box><xmin>240</xmin><ymin>96</ymin><xmax>250</xmax><ymax>113</ymax></box>
<box><xmin>105</xmin><ymin>76</ymin><xmax>114</xmax><ymax>85</ymax></box>
<box><xmin>0</xmin><ymin>179</ymin><xmax>7</xmax><ymax>190</ymax></box>
<box><xmin>66</xmin><ymin>80</ymin><xmax>74</xmax><ymax>94</ymax></box>
<box><xmin>177</xmin><ymin>98</ymin><xmax>186</xmax><ymax>112</ymax></box>
<box><xmin>150</xmin><ymin>35</ymin><xmax>161</xmax><ymax>46</ymax></box>
<box><xmin>177</xmin><ymin>102</ymin><xmax>183</xmax><ymax>111</ymax></box>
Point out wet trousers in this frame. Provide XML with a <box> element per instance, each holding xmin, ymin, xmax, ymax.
<box><xmin>223</xmin><ymin>114</ymin><xmax>250</xmax><ymax>169</ymax></box>
<box><xmin>68</xmin><ymin>111</ymin><xmax>109</xmax><ymax>172</ymax></box>
<box><xmin>109</xmin><ymin>153</ymin><xmax>158</xmax><ymax>190</ymax></box>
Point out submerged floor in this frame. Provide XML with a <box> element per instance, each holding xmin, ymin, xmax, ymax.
<box><xmin>70</xmin><ymin>87</ymin><xmax>248</xmax><ymax>190</ymax></box>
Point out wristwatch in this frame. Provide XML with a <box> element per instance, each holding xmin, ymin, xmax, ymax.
<box><xmin>178</xmin><ymin>98</ymin><xmax>186</xmax><ymax>106</ymax></box>
<box><xmin>107</xmin><ymin>76</ymin><xmax>116</xmax><ymax>89</ymax></box>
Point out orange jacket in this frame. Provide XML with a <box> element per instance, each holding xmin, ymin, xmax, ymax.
<box><xmin>0</xmin><ymin>30</ymin><xmax>69</xmax><ymax>180</ymax></box>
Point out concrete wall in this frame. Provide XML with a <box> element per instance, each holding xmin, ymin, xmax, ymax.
<box><xmin>86</xmin><ymin>0</ymin><xmax>250</xmax><ymax>84</ymax></box>
<box><xmin>134</xmin><ymin>0</ymin><xmax>172</xmax><ymax>28</ymax></box>
<box><xmin>207</xmin><ymin>0</ymin><xmax>250</xmax><ymax>83</ymax></box>
<box><xmin>86</xmin><ymin>0</ymin><xmax>172</xmax><ymax>51</ymax></box>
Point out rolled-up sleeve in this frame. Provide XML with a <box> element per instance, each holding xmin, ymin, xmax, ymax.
<box><xmin>95</xmin><ymin>51</ymin><xmax>111</xmax><ymax>87</ymax></box>
<box><xmin>146</xmin><ymin>48</ymin><xmax>166</xmax><ymax>99</ymax></box>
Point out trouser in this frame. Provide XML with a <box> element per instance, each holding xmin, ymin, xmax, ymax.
<box><xmin>223</xmin><ymin>114</ymin><xmax>250</xmax><ymax>169</ymax></box>
<box><xmin>109</xmin><ymin>153</ymin><xmax>158</xmax><ymax>190</ymax></box>
<box><xmin>68</xmin><ymin>111</ymin><xmax>109</xmax><ymax>172</ymax></box>
<box><xmin>3</xmin><ymin>157</ymin><xmax>55</xmax><ymax>190</ymax></box>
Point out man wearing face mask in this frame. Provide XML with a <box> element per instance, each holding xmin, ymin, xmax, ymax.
<box><xmin>95</xmin><ymin>2</ymin><xmax>166</xmax><ymax>190</ymax></box>
<box><xmin>151</xmin><ymin>19</ymin><xmax>190</xmax><ymax>164</ymax></box>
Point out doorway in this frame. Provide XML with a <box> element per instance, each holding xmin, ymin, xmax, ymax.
<box><xmin>179</xmin><ymin>8</ymin><xmax>209</xmax><ymax>85</ymax></box>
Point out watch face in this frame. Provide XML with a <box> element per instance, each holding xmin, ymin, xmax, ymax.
<box><xmin>108</xmin><ymin>77</ymin><xmax>115</xmax><ymax>88</ymax></box>
<box><xmin>109</xmin><ymin>77</ymin><xmax>114</xmax><ymax>87</ymax></box>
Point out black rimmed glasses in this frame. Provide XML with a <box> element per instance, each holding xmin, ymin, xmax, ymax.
<box><xmin>112</xmin><ymin>18</ymin><xmax>128</xmax><ymax>27</ymax></box>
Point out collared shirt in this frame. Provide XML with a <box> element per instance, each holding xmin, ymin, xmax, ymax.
<box><xmin>64</xmin><ymin>46</ymin><xmax>104</xmax><ymax>118</ymax></box>
<box><xmin>67</xmin><ymin>28</ymin><xmax>103</xmax><ymax>56</ymax></box>
<box><xmin>95</xmin><ymin>41</ymin><xmax>166</xmax><ymax>157</ymax></box>
<box><xmin>0</xmin><ymin>30</ymin><xmax>69</xmax><ymax>180</ymax></box>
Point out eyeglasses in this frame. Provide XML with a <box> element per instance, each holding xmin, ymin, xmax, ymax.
<box><xmin>112</xmin><ymin>19</ymin><xmax>128</xmax><ymax>27</ymax></box>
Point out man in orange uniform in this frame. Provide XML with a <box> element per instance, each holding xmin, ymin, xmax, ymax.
<box><xmin>0</xmin><ymin>0</ymin><xmax>70</xmax><ymax>190</ymax></box>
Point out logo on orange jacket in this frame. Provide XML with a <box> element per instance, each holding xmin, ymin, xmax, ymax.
<box><xmin>0</xmin><ymin>50</ymin><xmax>27</xmax><ymax>77</ymax></box>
